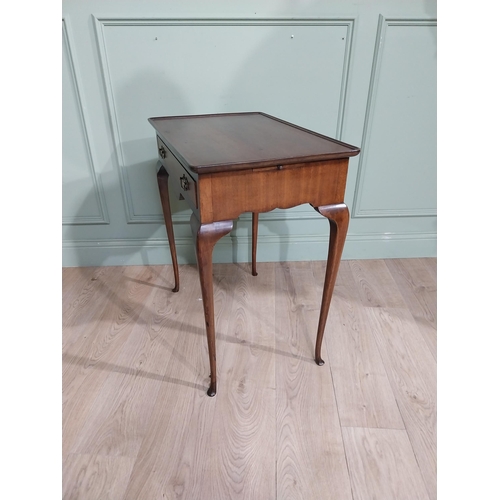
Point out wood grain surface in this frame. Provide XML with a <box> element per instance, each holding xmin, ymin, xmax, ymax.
<box><xmin>199</xmin><ymin>160</ymin><xmax>348</xmax><ymax>223</ymax></box>
<box><xmin>350</xmin><ymin>260</ymin><xmax>437</xmax><ymax>499</ymax></box>
<box><xmin>275</xmin><ymin>262</ymin><xmax>352</xmax><ymax>499</ymax></box>
<box><xmin>385</xmin><ymin>258</ymin><xmax>437</xmax><ymax>359</ymax></box>
<box><xmin>342</xmin><ymin>427</ymin><xmax>430</xmax><ymax>500</ymax></box>
<box><xmin>149</xmin><ymin>112</ymin><xmax>360</xmax><ymax>174</ymax></box>
<box><xmin>312</xmin><ymin>261</ymin><xmax>404</xmax><ymax>430</ymax></box>
<box><xmin>63</xmin><ymin>258</ymin><xmax>436</xmax><ymax>500</ymax></box>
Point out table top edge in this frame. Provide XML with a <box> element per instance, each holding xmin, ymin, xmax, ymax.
<box><xmin>149</xmin><ymin>112</ymin><xmax>360</xmax><ymax>173</ymax></box>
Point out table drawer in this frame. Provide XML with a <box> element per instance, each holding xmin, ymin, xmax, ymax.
<box><xmin>157</xmin><ymin>136</ymin><xmax>198</xmax><ymax>209</ymax></box>
<box><xmin>202</xmin><ymin>159</ymin><xmax>348</xmax><ymax>223</ymax></box>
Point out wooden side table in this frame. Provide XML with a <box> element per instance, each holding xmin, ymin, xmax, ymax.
<box><xmin>149</xmin><ymin>112</ymin><xmax>360</xmax><ymax>396</ymax></box>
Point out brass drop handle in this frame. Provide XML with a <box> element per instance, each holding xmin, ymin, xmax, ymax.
<box><xmin>180</xmin><ymin>174</ymin><xmax>189</xmax><ymax>191</ymax></box>
<box><xmin>159</xmin><ymin>146</ymin><xmax>167</xmax><ymax>159</ymax></box>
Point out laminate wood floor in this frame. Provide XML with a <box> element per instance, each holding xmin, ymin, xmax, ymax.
<box><xmin>62</xmin><ymin>258</ymin><xmax>436</xmax><ymax>500</ymax></box>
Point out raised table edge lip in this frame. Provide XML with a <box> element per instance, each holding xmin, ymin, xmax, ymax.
<box><xmin>148</xmin><ymin>111</ymin><xmax>361</xmax><ymax>175</ymax></box>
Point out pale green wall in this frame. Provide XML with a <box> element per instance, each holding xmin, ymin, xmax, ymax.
<box><xmin>62</xmin><ymin>0</ymin><xmax>436</xmax><ymax>267</ymax></box>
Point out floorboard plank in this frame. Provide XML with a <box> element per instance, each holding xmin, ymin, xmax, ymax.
<box><xmin>63</xmin><ymin>266</ymin><xmax>117</xmax><ymax>349</ymax></box>
<box><xmin>367</xmin><ymin>305</ymin><xmax>437</xmax><ymax>499</ymax></box>
<box><xmin>385</xmin><ymin>259</ymin><xmax>437</xmax><ymax>359</ymax></box>
<box><xmin>347</xmin><ymin>260</ymin><xmax>436</xmax><ymax>498</ymax></box>
<box><xmin>312</xmin><ymin>261</ymin><xmax>404</xmax><ymax>429</ymax></box>
<box><xmin>62</xmin><ymin>267</ymin><xmax>97</xmax><ymax>319</ymax></box>
<box><xmin>197</xmin><ymin>263</ymin><xmax>277</xmax><ymax>499</ymax></box>
<box><xmin>63</xmin><ymin>453</ymin><xmax>135</xmax><ymax>500</ymax></box>
<box><xmin>342</xmin><ymin>427</ymin><xmax>430</xmax><ymax>500</ymax></box>
<box><xmin>349</xmin><ymin>260</ymin><xmax>407</xmax><ymax>309</ymax></box>
<box><xmin>63</xmin><ymin>266</ymin><xmax>164</xmax><ymax>456</ymax></box>
<box><xmin>422</xmin><ymin>257</ymin><xmax>437</xmax><ymax>281</ymax></box>
<box><xmin>275</xmin><ymin>262</ymin><xmax>352</xmax><ymax>500</ymax></box>
<box><xmin>122</xmin><ymin>265</ymin><xmax>232</xmax><ymax>500</ymax></box>
<box><xmin>67</xmin><ymin>265</ymin><xmax>198</xmax><ymax>460</ymax></box>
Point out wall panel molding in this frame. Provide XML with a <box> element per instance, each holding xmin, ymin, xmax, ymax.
<box><xmin>352</xmin><ymin>16</ymin><xmax>437</xmax><ymax>219</ymax></box>
<box><xmin>92</xmin><ymin>16</ymin><xmax>355</xmax><ymax>224</ymax></box>
<box><xmin>62</xmin><ymin>18</ymin><xmax>109</xmax><ymax>225</ymax></box>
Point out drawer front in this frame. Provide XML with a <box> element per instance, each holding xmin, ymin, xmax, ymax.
<box><xmin>157</xmin><ymin>137</ymin><xmax>198</xmax><ymax>209</ymax></box>
<box><xmin>202</xmin><ymin>159</ymin><xmax>348</xmax><ymax>223</ymax></box>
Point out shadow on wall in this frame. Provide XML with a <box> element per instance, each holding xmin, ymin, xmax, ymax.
<box><xmin>64</xmin><ymin>62</ymin><xmax>301</xmax><ymax>268</ymax></box>
<box><xmin>64</xmin><ymin>70</ymin><xmax>188</xmax><ymax>268</ymax></box>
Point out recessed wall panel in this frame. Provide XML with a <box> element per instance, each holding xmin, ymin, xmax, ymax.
<box><xmin>97</xmin><ymin>20</ymin><xmax>350</xmax><ymax>221</ymax></box>
<box><xmin>354</xmin><ymin>19</ymin><xmax>437</xmax><ymax>217</ymax></box>
<box><xmin>62</xmin><ymin>20</ymin><xmax>108</xmax><ymax>224</ymax></box>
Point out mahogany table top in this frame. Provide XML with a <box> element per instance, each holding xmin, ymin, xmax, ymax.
<box><xmin>148</xmin><ymin>112</ymin><xmax>360</xmax><ymax>174</ymax></box>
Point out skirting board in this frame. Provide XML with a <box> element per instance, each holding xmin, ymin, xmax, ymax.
<box><xmin>62</xmin><ymin>232</ymin><xmax>436</xmax><ymax>267</ymax></box>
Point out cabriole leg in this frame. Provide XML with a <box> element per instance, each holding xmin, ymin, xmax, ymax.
<box><xmin>252</xmin><ymin>212</ymin><xmax>259</xmax><ymax>276</ymax></box>
<box><xmin>313</xmin><ymin>203</ymin><xmax>350</xmax><ymax>365</ymax></box>
<box><xmin>190</xmin><ymin>214</ymin><xmax>233</xmax><ymax>396</ymax></box>
<box><xmin>157</xmin><ymin>165</ymin><xmax>180</xmax><ymax>292</ymax></box>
